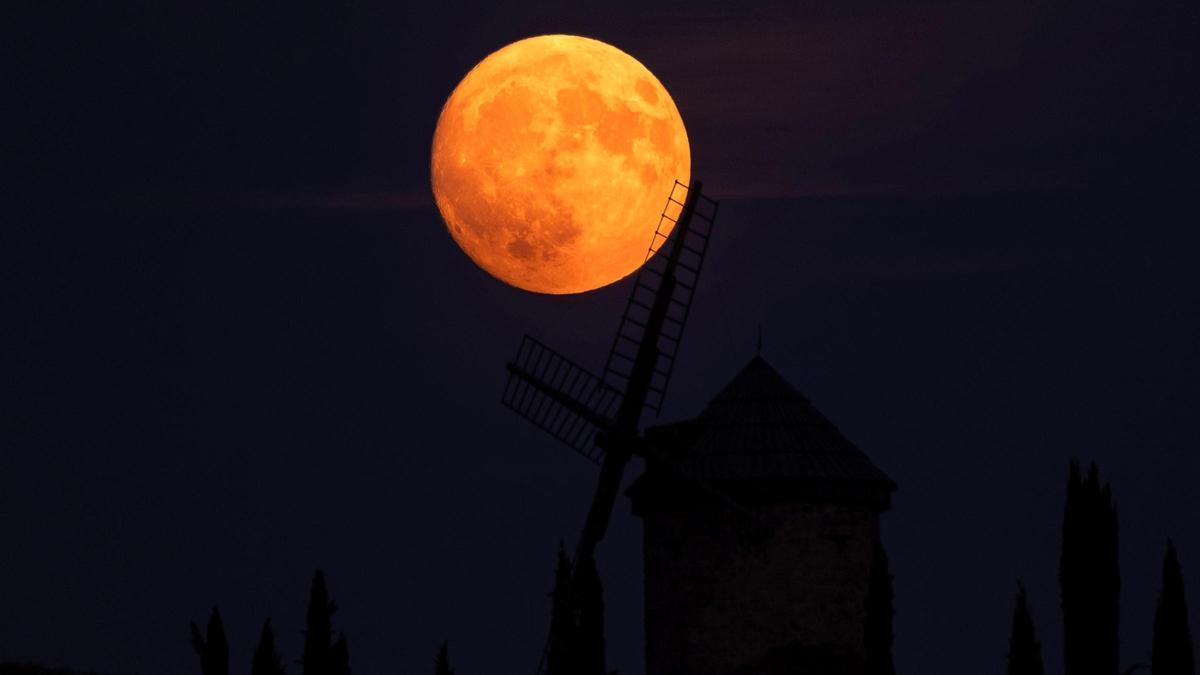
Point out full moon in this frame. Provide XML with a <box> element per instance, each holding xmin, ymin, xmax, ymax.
<box><xmin>431</xmin><ymin>35</ymin><xmax>691</xmax><ymax>295</ymax></box>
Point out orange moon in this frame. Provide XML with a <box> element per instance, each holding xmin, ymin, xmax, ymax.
<box><xmin>431</xmin><ymin>35</ymin><xmax>690</xmax><ymax>295</ymax></box>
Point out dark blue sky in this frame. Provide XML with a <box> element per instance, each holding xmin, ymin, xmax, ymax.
<box><xmin>4</xmin><ymin>2</ymin><xmax>1198</xmax><ymax>675</ymax></box>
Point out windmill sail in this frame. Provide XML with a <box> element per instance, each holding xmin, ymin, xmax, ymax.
<box><xmin>602</xmin><ymin>180</ymin><xmax>719</xmax><ymax>417</ymax></box>
<box><xmin>502</xmin><ymin>335</ymin><xmax>621</xmax><ymax>464</ymax></box>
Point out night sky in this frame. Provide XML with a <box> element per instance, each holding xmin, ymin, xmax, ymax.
<box><xmin>4</xmin><ymin>2</ymin><xmax>1198</xmax><ymax>675</ymax></box>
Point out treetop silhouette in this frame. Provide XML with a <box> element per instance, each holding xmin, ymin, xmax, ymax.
<box><xmin>251</xmin><ymin>618</ymin><xmax>285</xmax><ymax>675</ymax></box>
<box><xmin>303</xmin><ymin>570</ymin><xmax>350</xmax><ymax>675</ymax></box>
<box><xmin>1008</xmin><ymin>582</ymin><xmax>1045</xmax><ymax>675</ymax></box>
<box><xmin>1153</xmin><ymin>539</ymin><xmax>1195</xmax><ymax>675</ymax></box>
<box><xmin>1061</xmin><ymin>460</ymin><xmax>1120</xmax><ymax>675</ymax></box>
<box><xmin>434</xmin><ymin>642</ymin><xmax>454</xmax><ymax>675</ymax></box>
<box><xmin>190</xmin><ymin>606</ymin><xmax>230</xmax><ymax>675</ymax></box>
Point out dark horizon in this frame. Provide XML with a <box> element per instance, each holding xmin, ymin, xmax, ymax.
<box><xmin>4</xmin><ymin>2</ymin><xmax>1198</xmax><ymax>674</ymax></box>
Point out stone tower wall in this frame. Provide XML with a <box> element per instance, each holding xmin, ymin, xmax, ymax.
<box><xmin>642</xmin><ymin>498</ymin><xmax>881</xmax><ymax>675</ymax></box>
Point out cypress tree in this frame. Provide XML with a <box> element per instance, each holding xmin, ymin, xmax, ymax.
<box><xmin>545</xmin><ymin>544</ymin><xmax>575</xmax><ymax>675</ymax></box>
<box><xmin>1007</xmin><ymin>583</ymin><xmax>1045</xmax><ymax>675</ymax></box>
<box><xmin>251</xmin><ymin>618</ymin><xmax>286</xmax><ymax>675</ymax></box>
<box><xmin>330</xmin><ymin>634</ymin><xmax>351</xmax><ymax>675</ymax></box>
<box><xmin>189</xmin><ymin>619</ymin><xmax>206</xmax><ymax>673</ymax></box>
<box><xmin>865</xmin><ymin>541</ymin><xmax>896</xmax><ymax>675</ymax></box>
<box><xmin>189</xmin><ymin>606</ymin><xmax>230</xmax><ymax>675</ymax></box>
<box><xmin>573</xmin><ymin>553</ymin><xmax>607</xmax><ymax>675</ymax></box>
<box><xmin>434</xmin><ymin>641</ymin><xmax>455</xmax><ymax>675</ymax></box>
<box><xmin>1152</xmin><ymin>539</ymin><xmax>1195</xmax><ymax>675</ymax></box>
<box><xmin>303</xmin><ymin>569</ymin><xmax>349</xmax><ymax>675</ymax></box>
<box><xmin>1060</xmin><ymin>461</ymin><xmax>1120</xmax><ymax>675</ymax></box>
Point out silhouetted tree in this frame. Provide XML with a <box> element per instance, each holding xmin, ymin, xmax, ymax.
<box><xmin>330</xmin><ymin>635</ymin><xmax>350</xmax><ymax>675</ymax></box>
<box><xmin>190</xmin><ymin>606</ymin><xmax>230</xmax><ymax>675</ymax></box>
<box><xmin>0</xmin><ymin>666</ymin><xmax>107</xmax><ymax>675</ymax></box>
<box><xmin>434</xmin><ymin>641</ymin><xmax>454</xmax><ymax>675</ymax></box>
<box><xmin>1060</xmin><ymin>461</ymin><xmax>1120</xmax><ymax>675</ymax></box>
<box><xmin>303</xmin><ymin>570</ymin><xmax>350</xmax><ymax>675</ymax></box>
<box><xmin>865</xmin><ymin>541</ymin><xmax>896</xmax><ymax>675</ymax></box>
<box><xmin>1153</xmin><ymin>540</ymin><xmax>1195</xmax><ymax>675</ymax></box>
<box><xmin>252</xmin><ymin>618</ymin><xmax>285</xmax><ymax>675</ymax></box>
<box><xmin>546</xmin><ymin>544</ymin><xmax>575</xmax><ymax>675</ymax></box>
<box><xmin>1008</xmin><ymin>582</ymin><xmax>1045</xmax><ymax>675</ymax></box>
<box><xmin>573</xmin><ymin>553</ymin><xmax>606</xmax><ymax>675</ymax></box>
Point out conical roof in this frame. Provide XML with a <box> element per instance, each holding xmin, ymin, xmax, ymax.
<box><xmin>643</xmin><ymin>356</ymin><xmax>895</xmax><ymax>488</ymax></box>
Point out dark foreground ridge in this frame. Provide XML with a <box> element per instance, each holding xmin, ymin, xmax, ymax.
<box><xmin>0</xmin><ymin>665</ymin><xmax>107</xmax><ymax>675</ymax></box>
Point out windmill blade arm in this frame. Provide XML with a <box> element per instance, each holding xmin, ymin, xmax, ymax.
<box><xmin>501</xmin><ymin>335</ymin><xmax>621</xmax><ymax>464</ymax></box>
<box><xmin>506</xmin><ymin>362</ymin><xmax>615</xmax><ymax>430</ymax></box>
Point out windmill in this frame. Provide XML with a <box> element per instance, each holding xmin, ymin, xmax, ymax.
<box><xmin>501</xmin><ymin>179</ymin><xmax>760</xmax><ymax>671</ymax></box>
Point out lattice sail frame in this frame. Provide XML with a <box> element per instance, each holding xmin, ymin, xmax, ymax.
<box><xmin>502</xmin><ymin>335</ymin><xmax>621</xmax><ymax>464</ymax></box>
<box><xmin>601</xmin><ymin>180</ymin><xmax>719</xmax><ymax>416</ymax></box>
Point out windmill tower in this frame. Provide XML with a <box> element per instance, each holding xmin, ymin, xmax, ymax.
<box><xmin>628</xmin><ymin>356</ymin><xmax>896</xmax><ymax>674</ymax></box>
